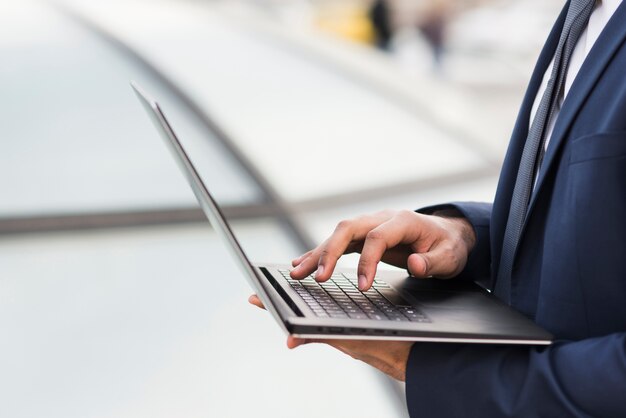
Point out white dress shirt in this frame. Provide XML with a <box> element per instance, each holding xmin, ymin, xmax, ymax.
<box><xmin>530</xmin><ymin>0</ymin><xmax>623</xmax><ymax>151</ymax></box>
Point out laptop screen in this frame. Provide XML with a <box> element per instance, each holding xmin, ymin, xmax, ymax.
<box><xmin>131</xmin><ymin>81</ymin><xmax>290</xmax><ymax>331</ymax></box>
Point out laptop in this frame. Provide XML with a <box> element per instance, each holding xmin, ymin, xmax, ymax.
<box><xmin>132</xmin><ymin>82</ymin><xmax>553</xmax><ymax>345</ymax></box>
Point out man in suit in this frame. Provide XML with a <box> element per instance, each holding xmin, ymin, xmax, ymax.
<box><xmin>250</xmin><ymin>0</ymin><xmax>626</xmax><ymax>415</ymax></box>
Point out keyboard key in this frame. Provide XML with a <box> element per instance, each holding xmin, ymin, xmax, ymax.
<box><xmin>285</xmin><ymin>269</ymin><xmax>428</xmax><ymax>321</ymax></box>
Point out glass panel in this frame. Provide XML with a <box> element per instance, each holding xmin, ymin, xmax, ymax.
<box><xmin>65</xmin><ymin>1</ymin><xmax>490</xmax><ymax>203</ymax></box>
<box><xmin>0</xmin><ymin>2</ymin><xmax>262</xmax><ymax>218</ymax></box>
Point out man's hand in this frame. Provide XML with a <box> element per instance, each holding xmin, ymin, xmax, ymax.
<box><xmin>291</xmin><ymin>209</ymin><xmax>476</xmax><ymax>290</ymax></box>
<box><xmin>247</xmin><ymin>210</ymin><xmax>475</xmax><ymax>380</ymax></box>
<box><xmin>248</xmin><ymin>295</ymin><xmax>413</xmax><ymax>381</ymax></box>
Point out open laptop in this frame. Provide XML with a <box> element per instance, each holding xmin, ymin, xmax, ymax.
<box><xmin>132</xmin><ymin>82</ymin><xmax>553</xmax><ymax>345</ymax></box>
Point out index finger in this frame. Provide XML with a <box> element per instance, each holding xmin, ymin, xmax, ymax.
<box><xmin>292</xmin><ymin>212</ymin><xmax>397</xmax><ymax>282</ymax></box>
<box><xmin>357</xmin><ymin>213</ymin><xmax>420</xmax><ymax>290</ymax></box>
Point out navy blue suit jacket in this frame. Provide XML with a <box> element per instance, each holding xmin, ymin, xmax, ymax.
<box><xmin>406</xmin><ymin>2</ymin><xmax>626</xmax><ymax>417</ymax></box>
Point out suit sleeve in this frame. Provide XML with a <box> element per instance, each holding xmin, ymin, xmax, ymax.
<box><xmin>405</xmin><ymin>333</ymin><xmax>626</xmax><ymax>417</ymax></box>
<box><xmin>417</xmin><ymin>201</ymin><xmax>492</xmax><ymax>284</ymax></box>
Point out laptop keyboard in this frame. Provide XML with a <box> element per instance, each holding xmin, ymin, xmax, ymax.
<box><xmin>279</xmin><ymin>269</ymin><xmax>430</xmax><ymax>322</ymax></box>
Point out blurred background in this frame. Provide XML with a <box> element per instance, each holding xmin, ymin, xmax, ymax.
<box><xmin>1</xmin><ymin>0</ymin><xmax>563</xmax><ymax>417</ymax></box>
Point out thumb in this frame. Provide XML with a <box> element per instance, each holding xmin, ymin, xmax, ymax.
<box><xmin>407</xmin><ymin>245</ymin><xmax>462</xmax><ymax>279</ymax></box>
<box><xmin>407</xmin><ymin>253</ymin><xmax>430</xmax><ymax>278</ymax></box>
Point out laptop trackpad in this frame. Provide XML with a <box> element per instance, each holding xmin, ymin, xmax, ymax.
<box><xmin>399</xmin><ymin>278</ymin><xmax>488</xmax><ymax>310</ymax></box>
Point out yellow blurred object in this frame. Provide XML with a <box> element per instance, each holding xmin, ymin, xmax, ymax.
<box><xmin>314</xmin><ymin>3</ymin><xmax>375</xmax><ymax>45</ymax></box>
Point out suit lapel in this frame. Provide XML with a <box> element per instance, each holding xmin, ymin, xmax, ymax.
<box><xmin>526</xmin><ymin>1</ymin><xmax>626</xmax><ymax>217</ymax></box>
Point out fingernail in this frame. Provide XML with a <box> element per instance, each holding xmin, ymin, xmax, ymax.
<box><xmin>419</xmin><ymin>254</ymin><xmax>429</xmax><ymax>276</ymax></box>
<box><xmin>316</xmin><ymin>265</ymin><xmax>324</xmax><ymax>279</ymax></box>
<box><xmin>358</xmin><ymin>274</ymin><xmax>368</xmax><ymax>290</ymax></box>
<box><xmin>290</xmin><ymin>265</ymin><xmax>300</xmax><ymax>279</ymax></box>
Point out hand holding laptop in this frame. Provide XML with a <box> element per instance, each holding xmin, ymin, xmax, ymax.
<box><xmin>247</xmin><ymin>208</ymin><xmax>476</xmax><ymax>381</ymax></box>
<box><xmin>288</xmin><ymin>209</ymin><xmax>477</xmax><ymax>290</ymax></box>
<box><xmin>248</xmin><ymin>294</ymin><xmax>413</xmax><ymax>381</ymax></box>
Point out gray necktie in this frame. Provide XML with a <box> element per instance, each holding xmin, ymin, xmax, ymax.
<box><xmin>495</xmin><ymin>0</ymin><xmax>596</xmax><ymax>304</ymax></box>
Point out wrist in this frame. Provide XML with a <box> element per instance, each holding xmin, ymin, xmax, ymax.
<box><xmin>384</xmin><ymin>342</ymin><xmax>413</xmax><ymax>382</ymax></box>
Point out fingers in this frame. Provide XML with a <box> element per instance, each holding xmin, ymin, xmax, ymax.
<box><xmin>291</xmin><ymin>212</ymin><xmax>395</xmax><ymax>281</ymax></box>
<box><xmin>248</xmin><ymin>294</ymin><xmax>266</xmax><ymax>310</ymax></box>
<box><xmin>289</xmin><ymin>210</ymin><xmax>470</xmax><ymax>287</ymax></box>
<box><xmin>290</xmin><ymin>221</ymin><xmax>355</xmax><ymax>281</ymax></box>
<box><xmin>407</xmin><ymin>253</ymin><xmax>430</xmax><ymax>277</ymax></box>
<box><xmin>407</xmin><ymin>240</ymin><xmax>464</xmax><ymax>279</ymax></box>
<box><xmin>291</xmin><ymin>242</ymin><xmax>364</xmax><ymax>281</ymax></box>
<box><xmin>287</xmin><ymin>335</ymin><xmax>313</xmax><ymax>349</ymax></box>
<box><xmin>357</xmin><ymin>211</ymin><xmax>421</xmax><ymax>290</ymax></box>
<box><xmin>285</xmin><ymin>337</ymin><xmax>411</xmax><ymax>381</ymax></box>
<box><xmin>249</xmin><ymin>297</ymin><xmax>338</xmax><ymax>348</ymax></box>
<box><xmin>313</xmin><ymin>222</ymin><xmax>356</xmax><ymax>281</ymax></box>
<box><xmin>291</xmin><ymin>250</ymin><xmax>312</xmax><ymax>267</ymax></box>
<box><xmin>286</xmin><ymin>336</ymin><xmax>344</xmax><ymax>351</ymax></box>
